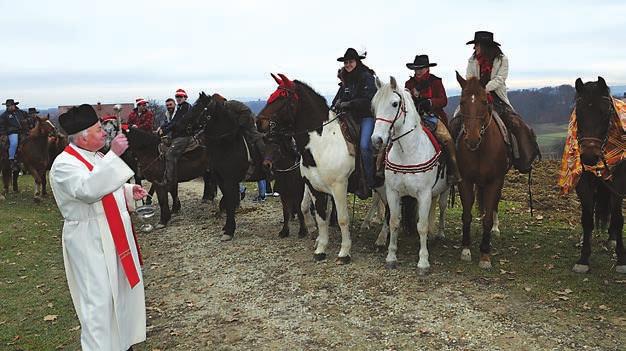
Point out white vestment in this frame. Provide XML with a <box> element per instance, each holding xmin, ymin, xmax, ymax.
<box><xmin>50</xmin><ymin>145</ymin><xmax>146</xmax><ymax>351</ymax></box>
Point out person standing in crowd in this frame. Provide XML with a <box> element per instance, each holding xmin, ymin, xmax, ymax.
<box><xmin>464</xmin><ymin>30</ymin><xmax>540</xmax><ymax>173</ymax></box>
<box><xmin>50</xmin><ymin>104</ymin><xmax>147</xmax><ymax>351</ymax></box>
<box><xmin>0</xmin><ymin>99</ymin><xmax>28</xmax><ymax>171</ymax></box>
<box><xmin>405</xmin><ymin>54</ymin><xmax>461</xmax><ymax>184</ymax></box>
<box><xmin>127</xmin><ymin>98</ymin><xmax>154</xmax><ymax>131</ymax></box>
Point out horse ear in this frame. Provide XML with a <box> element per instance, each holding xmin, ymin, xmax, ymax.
<box><xmin>575</xmin><ymin>78</ymin><xmax>584</xmax><ymax>94</ymax></box>
<box><xmin>455</xmin><ymin>71</ymin><xmax>466</xmax><ymax>89</ymax></box>
<box><xmin>597</xmin><ymin>76</ymin><xmax>608</xmax><ymax>91</ymax></box>
<box><xmin>375</xmin><ymin>76</ymin><xmax>382</xmax><ymax>89</ymax></box>
<box><xmin>390</xmin><ymin>76</ymin><xmax>397</xmax><ymax>90</ymax></box>
<box><xmin>271</xmin><ymin>73</ymin><xmax>282</xmax><ymax>85</ymax></box>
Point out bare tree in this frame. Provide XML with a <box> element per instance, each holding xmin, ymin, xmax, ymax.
<box><xmin>147</xmin><ymin>98</ymin><xmax>167</xmax><ymax>129</ymax></box>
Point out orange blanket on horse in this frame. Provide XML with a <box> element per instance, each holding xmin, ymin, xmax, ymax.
<box><xmin>558</xmin><ymin>98</ymin><xmax>626</xmax><ymax>194</ymax></box>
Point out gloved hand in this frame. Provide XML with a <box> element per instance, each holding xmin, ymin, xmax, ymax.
<box><xmin>416</xmin><ymin>98</ymin><xmax>432</xmax><ymax>111</ymax></box>
<box><xmin>336</xmin><ymin>101</ymin><xmax>352</xmax><ymax>111</ymax></box>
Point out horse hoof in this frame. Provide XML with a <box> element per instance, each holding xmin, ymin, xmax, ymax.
<box><xmin>460</xmin><ymin>248</ymin><xmax>472</xmax><ymax>262</ymax></box>
<box><xmin>298</xmin><ymin>230</ymin><xmax>308</xmax><ymax>238</ymax></box>
<box><xmin>478</xmin><ymin>259</ymin><xmax>492</xmax><ymax>269</ymax></box>
<box><xmin>313</xmin><ymin>253</ymin><xmax>327</xmax><ymax>262</ymax></box>
<box><xmin>278</xmin><ymin>231</ymin><xmax>289</xmax><ymax>238</ymax></box>
<box><xmin>335</xmin><ymin>256</ymin><xmax>351</xmax><ymax>265</ymax></box>
<box><xmin>572</xmin><ymin>264</ymin><xmax>589</xmax><ymax>274</ymax></box>
<box><xmin>417</xmin><ymin>266</ymin><xmax>430</xmax><ymax>276</ymax></box>
<box><xmin>385</xmin><ymin>261</ymin><xmax>398</xmax><ymax>270</ymax></box>
<box><xmin>220</xmin><ymin>234</ymin><xmax>233</xmax><ymax>242</ymax></box>
<box><xmin>155</xmin><ymin>223</ymin><xmax>166</xmax><ymax>229</ymax></box>
<box><xmin>615</xmin><ymin>265</ymin><xmax>626</xmax><ymax>274</ymax></box>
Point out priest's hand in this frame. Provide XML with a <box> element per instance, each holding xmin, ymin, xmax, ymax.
<box><xmin>110</xmin><ymin>134</ymin><xmax>129</xmax><ymax>156</ymax></box>
<box><xmin>132</xmin><ymin>185</ymin><xmax>148</xmax><ymax>200</ymax></box>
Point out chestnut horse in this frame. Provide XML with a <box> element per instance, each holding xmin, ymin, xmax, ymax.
<box><xmin>455</xmin><ymin>73</ymin><xmax>510</xmax><ymax>269</ymax></box>
<box><xmin>572</xmin><ymin>77</ymin><xmax>625</xmax><ymax>274</ymax></box>
<box><xmin>17</xmin><ymin>115</ymin><xmax>57</xmax><ymax>201</ymax></box>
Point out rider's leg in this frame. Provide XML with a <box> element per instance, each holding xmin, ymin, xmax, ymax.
<box><xmin>434</xmin><ymin>120</ymin><xmax>461</xmax><ymax>184</ymax></box>
<box><xmin>359</xmin><ymin>117</ymin><xmax>375</xmax><ymax>187</ymax></box>
<box><xmin>8</xmin><ymin>133</ymin><xmax>19</xmax><ymax>171</ymax></box>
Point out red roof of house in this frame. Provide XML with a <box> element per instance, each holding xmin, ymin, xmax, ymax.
<box><xmin>57</xmin><ymin>102</ymin><xmax>135</xmax><ymax>122</ymax></box>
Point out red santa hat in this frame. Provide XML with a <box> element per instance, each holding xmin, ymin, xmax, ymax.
<box><xmin>175</xmin><ymin>88</ymin><xmax>188</xmax><ymax>98</ymax></box>
<box><xmin>135</xmin><ymin>98</ymin><xmax>148</xmax><ymax>106</ymax></box>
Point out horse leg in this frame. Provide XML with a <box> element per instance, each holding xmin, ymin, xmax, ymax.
<box><xmin>221</xmin><ymin>180</ymin><xmax>237</xmax><ymax>241</ymax></box>
<box><xmin>491</xmin><ymin>210</ymin><xmax>500</xmax><ymax>237</ymax></box>
<box><xmin>417</xmin><ymin>191</ymin><xmax>433</xmax><ymax>275</ymax></box>
<box><xmin>459</xmin><ymin>180</ymin><xmax>475</xmax><ymax>262</ymax></box>
<box><xmin>478</xmin><ymin>181</ymin><xmax>503</xmax><ymax>269</ymax></box>
<box><xmin>310</xmin><ymin>186</ymin><xmax>330</xmax><ymax>261</ymax></box>
<box><xmin>574</xmin><ymin>176</ymin><xmax>594</xmax><ymax>273</ymax></box>
<box><xmin>171</xmin><ymin>184</ymin><xmax>181</xmax><ymax>214</ymax></box>
<box><xmin>375</xmin><ymin>205</ymin><xmax>390</xmax><ymax>252</ymax></box>
<box><xmin>331</xmin><ymin>182</ymin><xmax>351</xmax><ymax>264</ymax></box>
<box><xmin>437</xmin><ymin>188</ymin><xmax>449</xmax><ymax>239</ymax></box>
<box><xmin>301</xmin><ymin>187</ymin><xmax>317</xmax><ymax>238</ymax></box>
<box><xmin>155</xmin><ymin>186</ymin><xmax>170</xmax><ymax>229</ymax></box>
<box><xmin>41</xmin><ymin>171</ymin><xmax>48</xmax><ymax>196</ymax></box>
<box><xmin>360</xmin><ymin>191</ymin><xmax>380</xmax><ymax>231</ymax></box>
<box><xmin>32</xmin><ymin>170</ymin><xmax>42</xmax><ymax>202</ymax></box>
<box><xmin>12</xmin><ymin>170</ymin><xmax>19</xmax><ymax>192</ymax></box>
<box><xmin>610</xmin><ymin>195</ymin><xmax>626</xmax><ymax>273</ymax></box>
<box><xmin>278</xmin><ymin>198</ymin><xmax>290</xmax><ymax>238</ymax></box>
<box><xmin>384</xmin><ymin>190</ymin><xmax>401</xmax><ymax>269</ymax></box>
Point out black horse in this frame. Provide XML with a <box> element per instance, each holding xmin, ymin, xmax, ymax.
<box><xmin>572</xmin><ymin>77</ymin><xmax>625</xmax><ymax>274</ymax></box>
<box><xmin>190</xmin><ymin>92</ymin><xmax>254</xmax><ymax>241</ymax></box>
<box><xmin>124</xmin><ymin>127</ymin><xmax>211</xmax><ymax>228</ymax></box>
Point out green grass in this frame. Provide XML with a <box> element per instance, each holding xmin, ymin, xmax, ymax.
<box><xmin>0</xmin><ymin>177</ymin><xmax>81</xmax><ymax>350</ymax></box>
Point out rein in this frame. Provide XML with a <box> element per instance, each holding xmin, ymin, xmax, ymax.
<box><xmin>457</xmin><ymin>107</ymin><xmax>493</xmax><ymax>151</ymax></box>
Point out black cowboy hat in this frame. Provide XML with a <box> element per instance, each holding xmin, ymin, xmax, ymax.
<box><xmin>28</xmin><ymin>107</ymin><xmax>40</xmax><ymax>114</ymax></box>
<box><xmin>466</xmin><ymin>31</ymin><xmax>500</xmax><ymax>46</ymax></box>
<box><xmin>406</xmin><ymin>55</ymin><xmax>437</xmax><ymax>70</ymax></box>
<box><xmin>337</xmin><ymin>48</ymin><xmax>366</xmax><ymax>62</ymax></box>
<box><xmin>2</xmin><ymin>99</ymin><xmax>19</xmax><ymax>106</ymax></box>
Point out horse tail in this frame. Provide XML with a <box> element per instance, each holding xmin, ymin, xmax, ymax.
<box><xmin>401</xmin><ymin>196</ymin><xmax>418</xmax><ymax>236</ymax></box>
<box><xmin>595</xmin><ymin>183</ymin><xmax>611</xmax><ymax>231</ymax></box>
<box><xmin>448</xmin><ymin>184</ymin><xmax>456</xmax><ymax>208</ymax></box>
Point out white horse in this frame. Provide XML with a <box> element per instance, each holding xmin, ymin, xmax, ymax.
<box><xmin>258</xmin><ymin>73</ymin><xmax>386</xmax><ymax>263</ymax></box>
<box><xmin>371</xmin><ymin>77</ymin><xmax>450</xmax><ymax>274</ymax></box>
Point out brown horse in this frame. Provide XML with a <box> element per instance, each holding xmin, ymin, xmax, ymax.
<box><xmin>17</xmin><ymin>115</ymin><xmax>56</xmax><ymax>202</ymax></box>
<box><xmin>455</xmin><ymin>72</ymin><xmax>510</xmax><ymax>269</ymax></box>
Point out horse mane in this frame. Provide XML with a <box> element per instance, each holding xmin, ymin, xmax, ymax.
<box><xmin>371</xmin><ymin>82</ymin><xmax>418</xmax><ymax>118</ymax></box>
<box><xmin>294</xmin><ymin>80</ymin><xmax>329</xmax><ymax>109</ymax></box>
<box><xmin>128</xmin><ymin>127</ymin><xmax>160</xmax><ymax>149</ymax></box>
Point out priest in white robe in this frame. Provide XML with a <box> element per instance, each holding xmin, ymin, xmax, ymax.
<box><xmin>50</xmin><ymin>104</ymin><xmax>147</xmax><ymax>351</ymax></box>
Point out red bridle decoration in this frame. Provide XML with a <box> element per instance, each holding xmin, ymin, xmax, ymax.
<box><xmin>267</xmin><ymin>73</ymin><xmax>299</xmax><ymax>104</ymax></box>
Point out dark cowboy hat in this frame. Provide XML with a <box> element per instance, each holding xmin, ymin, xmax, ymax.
<box><xmin>28</xmin><ymin>107</ymin><xmax>40</xmax><ymax>114</ymax></box>
<box><xmin>59</xmin><ymin>104</ymin><xmax>99</xmax><ymax>135</ymax></box>
<box><xmin>466</xmin><ymin>31</ymin><xmax>500</xmax><ymax>46</ymax></box>
<box><xmin>406</xmin><ymin>55</ymin><xmax>437</xmax><ymax>70</ymax></box>
<box><xmin>2</xmin><ymin>99</ymin><xmax>19</xmax><ymax>106</ymax></box>
<box><xmin>337</xmin><ymin>48</ymin><xmax>366</xmax><ymax>62</ymax></box>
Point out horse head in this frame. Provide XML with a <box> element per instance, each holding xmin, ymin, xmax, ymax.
<box><xmin>574</xmin><ymin>76</ymin><xmax>613</xmax><ymax>166</ymax></box>
<box><xmin>257</xmin><ymin>73</ymin><xmax>300</xmax><ymax>137</ymax></box>
<box><xmin>370</xmin><ymin>76</ymin><xmax>413</xmax><ymax>150</ymax></box>
<box><xmin>456</xmin><ymin>71</ymin><xmax>491</xmax><ymax>151</ymax></box>
<box><xmin>30</xmin><ymin>114</ymin><xmax>56</xmax><ymax>138</ymax></box>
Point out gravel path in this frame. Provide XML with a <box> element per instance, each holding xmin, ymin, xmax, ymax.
<box><xmin>138</xmin><ymin>180</ymin><xmax>624</xmax><ymax>351</ymax></box>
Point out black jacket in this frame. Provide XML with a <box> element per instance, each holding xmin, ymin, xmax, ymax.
<box><xmin>331</xmin><ymin>66</ymin><xmax>377</xmax><ymax>119</ymax></box>
<box><xmin>0</xmin><ymin>109</ymin><xmax>27</xmax><ymax>135</ymax></box>
<box><xmin>163</xmin><ymin>101</ymin><xmax>194</xmax><ymax>138</ymax></box>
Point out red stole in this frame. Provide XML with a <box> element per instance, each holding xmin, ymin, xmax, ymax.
<box><xmin>64</xmin><ymin>145</ymin><xmax>141</xmax><ymax>288</ymax></box>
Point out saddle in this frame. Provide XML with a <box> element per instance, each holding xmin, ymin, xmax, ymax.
<box><xmin>158</xmin><ymin>134</ymin><xmax>204</xmax><ymax>158</ymax></box>
<box><xmin>336</xmin><ymin>112</ymin><xmax>372</xmax><ymax>198</ymax></box>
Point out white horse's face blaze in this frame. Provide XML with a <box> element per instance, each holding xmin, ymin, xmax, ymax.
<box><xmin>371</xmin><ymin>82</ymin><xmax>403</xmax><ymax>149</ymax></box>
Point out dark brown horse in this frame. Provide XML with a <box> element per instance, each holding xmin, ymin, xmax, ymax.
<box><xmin>0</xmin><ymin>135</ymin><xmax>18</xmax><ymax>199</ymax></box>
<box><xmin>572</xmin><ymin>77</ymin><xmax>625</xmax><ymax>274</ymax></box>
<box><xmin>455</xmin><ymin>72</ymin><xmax>510</xmax><ymax>269</ymax></box>
<box><xmin>16</xmin><ymin>116</ymin><xmax>56</xmax><ymax>202</ymax></box>
<box><xmin>124</xmin><ymin>126</ymin><xmax>210</xmax><ymax>228</ymax></box>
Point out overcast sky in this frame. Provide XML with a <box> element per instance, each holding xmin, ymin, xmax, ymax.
<box><xmin>2</xmin><ymin>0</ymin><xmax>625</xmax><ymax>108</ymax></box>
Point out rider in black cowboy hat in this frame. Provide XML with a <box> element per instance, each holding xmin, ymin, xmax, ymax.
<box><xmin>0</xmin><ymin>99</ymin><xmax>29</xmax><ymax>171</ymax></box>
<box><xmin>462</xmin><ymin>30</ymin><xmax>540</xmax><ymax>173</ymax></box>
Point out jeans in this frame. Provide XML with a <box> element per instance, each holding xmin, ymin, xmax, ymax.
<box><xmin>8</xmin><ymin>133</ymin><xmax>18</xmax><ymax>160</ymax></box>
<box><xmin>257</xmin><ymin>179</ymin><xmax>267</xmax><ymax>200</ymax></box>
<box><xmin>360</xmin><ymin>117</ymin><xmax>375</xmax><ymax>187</ymax></box>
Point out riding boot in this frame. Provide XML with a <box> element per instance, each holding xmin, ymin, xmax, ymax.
<box><xmin>507</xmin><ymin>116</ymin><xmax>540</xmax><ymax>174</ymax></box>
<box><xmin>442</xmin><ymin>139</ymin><xmax>462</xmax><ymax>185</ymax></box>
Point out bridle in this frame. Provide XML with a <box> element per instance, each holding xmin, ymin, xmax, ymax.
<box><xmin>375</xmin><ymin>90</ymin><xmax>415</xmax><ymax>144</ymax></box>
<box><xmin>458</xmin><ymin>102</ymin><xmax>493</xmax><ymax>152</ymax></box>
<box><xmin>575</xmin><ymin>95</ymin><xmax>614</xmax><ymax>156</ymax></box>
